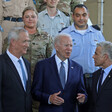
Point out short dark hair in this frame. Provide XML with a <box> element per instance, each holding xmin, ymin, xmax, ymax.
<box><xmin>73</xmin><ymin>4</ymin><xmax>88</xmax><ymax>14</ymax></box>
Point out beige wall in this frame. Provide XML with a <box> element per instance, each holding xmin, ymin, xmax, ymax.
<box><xmin>85</xmin><ymin>0</ymin><xmax>112</xmax><ymax>42</ymax></box>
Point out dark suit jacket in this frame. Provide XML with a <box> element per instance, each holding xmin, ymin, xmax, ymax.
<box><xmin>32</xmin><ymin>55</ymin><xmax>87</xmax><ymax>112</ymax></box>
<box><xmin>0</xmin><ymin>52</ymin><xmax>32</xmax><ymax>112</ymax></box>
<box><xmin>91</xmin><ymin>68</ymin><xmax>112</xmax><ymax>112</ymax></box>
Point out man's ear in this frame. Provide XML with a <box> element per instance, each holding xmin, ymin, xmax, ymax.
<box><xmin>103</xmin><ymin>54</ymin><xmax>108</xmax><ymax>60</ymax></box>
<box><xmin>11</xmin><ymin>38</ymin><xmax>16</xmax><ymax>46</ymax></box>
<box><xmin>54</xmin><ymin>44</ymin><xmax>58</xmax><ymax>51</ymax></box>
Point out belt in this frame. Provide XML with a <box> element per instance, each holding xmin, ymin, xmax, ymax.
<box><xmin>4</xmin><ymin>17</ymin><xmax>23</xmax><ymax>22</ymax></box>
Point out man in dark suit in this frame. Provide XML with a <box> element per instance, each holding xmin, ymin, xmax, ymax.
<box><xmin>0</xmin><ymin>27</ymin><xmax>32</xmax><ymax>112</ymax></box>
<box><xmin>31</xmin><ymin>33</ymin><xmax>87</xmax><ymax>112</ymax></box>
<box><xmin>91</xmin><ymin>41</ymin><xmax>112</xmax><ymax>112</ymax></box>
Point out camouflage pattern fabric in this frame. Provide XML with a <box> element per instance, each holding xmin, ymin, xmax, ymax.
<box><xmin>24</xmin><ymin>29</ymin><xmax>53</xmax><ymax>77</ymax></box>
<box><xmin>24</xmin><ymin>29</ymin><xmax>53</xmax><ymax>112</ymax></box>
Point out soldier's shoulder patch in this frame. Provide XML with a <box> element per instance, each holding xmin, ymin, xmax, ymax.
<box><xmin>92</xmin><ymin>25</ymin><xmax>101</xmax><ymax>31</ymax></box>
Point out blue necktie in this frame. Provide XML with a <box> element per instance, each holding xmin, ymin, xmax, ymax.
<box><xmin>98</xmin><ymin>69</ymin><xmax>104</xmax><ymax>92</ymax></box>
<box><xmin>60</xmin><ymin>61</ymin><xmax>65</xmax><ymax>89</ymax></box>
<box><xmin>18</xmin><ymin>59</ymin><xmax>27</xmax><ymax>90</ymax></box>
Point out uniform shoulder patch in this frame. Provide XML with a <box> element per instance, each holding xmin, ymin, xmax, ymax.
<box><xmin>92</xmin><ymin>25</ymin><xmax>101</xmax><ymax>31</ymax></box>
<box><xmin>59</xmin><ymin>27</ymin><xmax>68</xmax><ymax>33</ymax></box>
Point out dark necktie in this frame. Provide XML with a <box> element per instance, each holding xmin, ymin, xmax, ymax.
<box><xmin>98</xmin><ymin>69</ymin><xmax>104</xmax><ymax>92</ymax></box>
<box><xmin>18</xmin><ymin>59</ymin><xmax>27</xmax><ymax>90</ymax></box>
<box><xmin>60</xmin><ymin>61</ymin><xmax>65</xmax><ymax>89</ymax></box>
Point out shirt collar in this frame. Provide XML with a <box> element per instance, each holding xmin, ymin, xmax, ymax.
<box><xmin>44</xmin><ymin>9</ymin><xmax>61</xmax><ymax>17</ymax></box>
<box><xmin>103</xmin><ymin>65</ymin><xmax>112</xmax><ymax>75</ymax></box>
<box><xmin>7</xmin><ymin>49</ymin><xmax>22</xmax><ymax>62</ymax></box>
<box><xmin>55</xmin><ymin>55</ymin><xmax>68</xmax><ymax>65</ymax></box>
<box><xmin>70</xmin><ymin>23</ymin><xmax>94</xmax><ymax>34</ymax></box>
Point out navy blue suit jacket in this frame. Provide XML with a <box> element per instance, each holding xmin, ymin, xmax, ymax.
<box><xmin>32</xmin><ymin>55</ymin><xmax>87</xmax><ymax>112</ymax></box>
<box><xmin>0</xmin><ymin>52</ymin><xmax>32</xmax><ymax>112</ymax></box>
<box><xmin>90</xmin><ymin>68</ymin><xmax>112</xmax><ymax>112</ymax></box>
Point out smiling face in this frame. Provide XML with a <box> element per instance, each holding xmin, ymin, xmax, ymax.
<box><xmin>55</xmin><ymin>35</ymin><xmax>72</xmax><ymax>61</ymax></box>
<box><xmin>22</xmin><ymin>10</ymin><xmax>38</xmax><ymax>29</ymax></box>
<box><xmin>72</xmin><ymin>7</ymin><xmax>89</xmax><ymax>30</ymax></box>
<box><xmin>44</xmin><ymin>0</ymin><xmax>59</xmax><ymax>8</ymax></box>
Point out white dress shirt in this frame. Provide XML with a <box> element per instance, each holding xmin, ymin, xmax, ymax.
<box><xmin>55</xmin><ymin>55</ymin><xmax>68</xmax><ymax>82</ymax></box>
<box><xmin>7</xmin><ymin>50</ymin><xmax>28</xmax><ymax>90</ymax></box>
<box><xmin>97</xmin><ymin>65</ymin><xmax>112</xmax><ymax>91</ymax></box>
<box><xmin>102</xmin><ymin>65</ymin><xmax>112</xmax><ymax>84</ymax></box>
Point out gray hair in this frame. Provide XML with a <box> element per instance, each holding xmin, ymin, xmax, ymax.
<box><xmin>8</xmin><ymin>27</ymin><xmax>28</xmax><ymax>44</ymax></box>
<box><xmin>54</xmin><ymin>33</ymin><xmax>72</xmax><ymax>46</ymax></box>
<box><xmin>97</xmin><ymin>41</ymin><xmax>112</xmax><ymax>61</ymax></box>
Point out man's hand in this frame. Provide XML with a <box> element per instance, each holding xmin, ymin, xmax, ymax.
<box><xmin>76</xmin><ymin>93</ymin><xmax>85</xmax><ymax>103</ymax></box>
<box><xmin>49</xmin><ymin>91</ymin><xmax>64</xmax><ymax>105</ymax></box>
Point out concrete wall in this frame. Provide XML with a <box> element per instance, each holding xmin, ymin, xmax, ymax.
<box><xmin>85</xmin><ymin>0</ymin><xmax>112</xmax><ymax>41</ymax></box>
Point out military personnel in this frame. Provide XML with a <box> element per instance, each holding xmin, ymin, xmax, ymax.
<box><xmin>22</xmin><ymin>6</ymin><xmax>53</xmax><ymax>76</ymax></box>
<box><xmin>35</xmin><ymin>0</ymin><xmax>80</xmax><ymax>15</ymax></box>
<box><xmin>22</xmin><ymin>6</ymin><xmax>53</xmax><ymax>112</ymax></box>
<box><xmin>0</xmin><ymin>0</ymin><xmax>35</xmax><ymax>52</ymax></box>
<box><xmin>37</xmin><ymin>0</ymin><xmax>70</xmax><ymax>39</ymax></box>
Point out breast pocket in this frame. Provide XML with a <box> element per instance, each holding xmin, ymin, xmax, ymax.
<box><xmin>90</xmin><ymin>39</ymin><xmax>98</xmax><ymax>52</ymax></box>
<box><xmin>71</xmin><ymin>39</ymin><xmax>81</xmax><ymax>57</ymax></box>
<box><xmin>57</xmin><ymin>22</ymin><xmax>66</xmax><ymax>32</ymax></box>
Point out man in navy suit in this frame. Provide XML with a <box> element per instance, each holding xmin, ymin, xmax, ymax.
<box><xmin>32</xmin><ymin>33</ymin><xmax>87</xmax><ymax>112</ymax></box>
<box><xmin>0</xmin><ymin>27</ymin><xmax>32</xmax><ymax>112</ymax></box>
<box><xmin>90</xmin><ymin>41</ymin><xmax>112</xmax><ymax>112</ymax></box>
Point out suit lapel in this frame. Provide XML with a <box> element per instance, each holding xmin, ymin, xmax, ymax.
<box><xmin>95</xmin><ymin>69</ymin><xmax>101</xmax><ymax>93</ymax></box>
<box><xmin>99</xmin><ymin>69</ymin><xmax>112</xmax><ymax>93</ymax></box>
<box><xmin>64</xmin><ymin>59</ymin><xmax>72</xmax><ymax>88</ymax></box>
<box><xmin>49</xmin><ymin>55</ymin><xmax>64</xmax><ymax>89</ymax></box>
<box><xmin>4</xmin><ymin>53</ymin><xmax>26</xmax><ymax>91</ymax></box>
<box><xmin>96</xmin><ymin>69</ymin><xmax>112</xmax><ymax>100</ymax></box>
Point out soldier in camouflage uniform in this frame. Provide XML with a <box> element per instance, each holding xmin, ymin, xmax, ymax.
<box><xmin>24</xmin><ymin>31</ymin><xmax>53</xmax><ymax>78</ymax></box>
<box><xmin>22</xmin><ymin>6</ymin><xmax>53</xmax><ymax>112</ymax></box>
<box><xmin>23</xmin><ymin>6</ymin><xmax>53</xmax><ymax>75</ymax></box>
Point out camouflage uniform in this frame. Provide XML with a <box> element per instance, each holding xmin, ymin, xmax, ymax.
<box><xmin>0</xmin><ymin>0</ymin><xmax>35</xmax><ymax>48</ymax></box>
<box><xmin>24</xmin><ymin>29</ymin><xmax>53</xmax><ymax>77</ymax></box>
<box><xmin>23</xmin><ymin>29</ymin><xmax>53</xmax><ymax>112</ymax></box>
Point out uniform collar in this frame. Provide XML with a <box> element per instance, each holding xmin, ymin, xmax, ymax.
<box><xmin>44</xmin><ymin>9</ymin><xmax>61</xmax><ymax>17</ymax></box>
<box><xmin>70</xmin><ymin>23</ymin><xmax>95</xmax><ymax>34</ymax></box>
